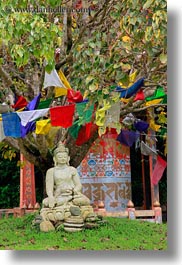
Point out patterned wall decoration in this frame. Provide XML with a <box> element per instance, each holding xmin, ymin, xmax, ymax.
<box><xmin>20</xmin><ymin>154</ymin><xmax>36</xmax><ymax>208</ymax></box>
<box><xmin>77</xmin><ymin>131</ymin><xmax>131</xmax><ymax>212</ymax></box>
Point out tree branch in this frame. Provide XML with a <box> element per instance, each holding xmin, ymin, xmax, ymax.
<box><xmin>0</xmin><ymin>65</ymin><xmax>13</xmax><ymax>87</ymax></box>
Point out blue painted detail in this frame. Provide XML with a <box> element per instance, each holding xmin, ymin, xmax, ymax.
<box><xmin>105</xmin><ymin>171</ymin><xmax>113</xmax><ymax>176</ymax></box>
<box><xmin>119</xmin><ymin>159</ymin><xmax>125</xmax><ymax>165</ymax></box>
<box><xmin>87</xmin><ymin>159</ymin><xmax>96</xmax><ymax>166</ymax></box>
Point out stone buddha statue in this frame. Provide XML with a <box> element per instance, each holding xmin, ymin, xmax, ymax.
<box><xmin>42</xmin><ymin>141</ymin><xmax>90</xmax><ymax>208</ymax></box>
<box><xmin>40</xmin><ymin>141</ymin><xmax>95</xmax><ymax>230</ymax></box>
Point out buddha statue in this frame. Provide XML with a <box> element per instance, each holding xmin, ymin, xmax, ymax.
<box><xmin>38</xmin><ymin>141</ymin><xmax>102</xmax><ymax>231</ymax></box>
<box><xmin>42</xmin><ymin>141</ymin><xmax>90</xmax><ymax>208</ymax></box>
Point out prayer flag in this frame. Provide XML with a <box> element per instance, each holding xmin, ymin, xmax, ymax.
<box><xmin>37</xmin><ymin>98</ymin><xmax>52</xmax><ymax>109</ymax></box>
<box><xmin>76</xmin><ymin>122</ymin><xmax>97</xmax><ymax>146</ymax></box>
<box><xmin>95</xmin><ymin>100</ymin><xmax>111</xmax><ymax>126</ymax></box>
<box><xmin>76</xmin><ymin>102</ymin><xmax>94</xmax><ymax>125</ymax></box>
<box><xmin>17</xmin><ymin>108</ymin><xmax>49</xmax><ymax>126</ymax></box>
<box><xmin>2</xmin><ymin>112</ymin><xmax>21</xmax><ymax>138</ymax></box>
<box><xmin>26</xmin><ymin>93</ymin><xmax>41</xmax><ymax>111</ymax></box>
<box><xmin>134</xmin><ymin>120</ymin><xmax>149</xmax><ymax>132</ymax></box>
<box><xmin>134</xmin><ymin>89</ymin><xmax>145</xmax><ymax>101</ymax></box>
<box><xmin>116</xmin><ymin>78</ymin><xmax>144</xmax><ymax>98</ymax></box>
<box><xmin>57</xmin><ymin>69</ymin><xmax>71</xmax><ymax>89</ymax></box>
<box><xmin>117</xmin><ymin>130</ymin><xmax>140</xmax><ymax>147</ymax></box>
<box><xmin>35</xmin><ymin>119</ymin><xmax>51</xmax><ymax>135</ymax></box>
<box><xmin>50</xmin><ymin>104</ymin><xmax>75</xmax><ymax>128</ymax></box>
<box><xmin>145</xmin><ymin>86</ymin><xmax>166</xmax><ymax>101</ymax></box>
<box><xmin>140</xmin><ymin>141</ymin><xmax>157</xmax><ymax>156</ymax></box>
<box><xmin>67</xmin><ymin>89</ymin><xmax>83</xmax><ymax>103</ymax></box>
<box><xmin>151</xmin><ymin>155</ymin><xmax>167</xmax><ymax>185</ymax></box>
<box><xmin>43</xmin><ymin>69</ymin><xmax>66</xmax><ymax>89</ymax></box>
<box><xmin>68</xmin><ymin>120</ymin><xmax>81</xmax><ymax>139</ymax></box>
<box><xmin>12</xmin><ymin>95</ymin><xmax>28</xmax><ymax>110</ymax></box>
<box><xmin>21</xmin><ymin>121</ymin><xmax>36</xmax><ymax>138</ymax></box>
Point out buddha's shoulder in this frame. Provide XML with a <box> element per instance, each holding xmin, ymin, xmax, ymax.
<box><xmin>69</xmin><ymin>166</ymin><xmax>77</xmax><ymax>172</ymax></box>
<box><xmin>46</xmin><ymin>167</ymin><xmax>54</xmax><ymax>174</ymax></box>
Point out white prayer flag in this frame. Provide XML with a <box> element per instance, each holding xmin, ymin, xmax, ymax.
<box><xmin>43</xmin><ymin>69</ymin><xmax>66</xmax><ymax>89</ymax></box>
<box><xmin>17</xmin><ymin>108</ymin><xmax>49</xmax><ymax>126</ymax></box>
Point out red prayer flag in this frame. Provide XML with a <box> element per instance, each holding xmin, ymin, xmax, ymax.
<box><xmin>76</xmin><ymin>122</ymin><xmax>97</xmax><ymax>146</ymax></box>
<box><xmin>12</xmin><ymin>95</ymin><xmax>28</xmax><ymax>110</ymax></box>
<box><xmin>133</xmin><ymin>89</ymin><xmax>145</xmax><ymax>101</ymax></box>
<box><xmin>151</xmin><ymin>155</ymin><xmax>167</xmax><ymax>185</ymax></box>
<box><xmin>67</xmin><ymin>89</ymin><xmax>83</xmax><ymax>103</ymax></box>
<box><xmin>50</xmin><ymin>104</ymin><xmax>75</xmax><ymax>128</ymax></box>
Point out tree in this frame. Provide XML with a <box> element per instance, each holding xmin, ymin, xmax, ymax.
<box><xmin>0</xmin><ymin>0</ymin><xmax>167</xmax><ymax>179</ymax></box>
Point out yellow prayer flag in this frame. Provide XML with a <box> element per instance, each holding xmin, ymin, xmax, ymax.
<box><xmin>149</xmin><ymin>119</ymin><xmax>161</xmax><ymax>131</ymax></box>
<box><xmin>95</xmin><ymin>100</ymin><xmax>111</xmax><ymax>127</ymax></box>
<box><xmin>35</xmin><ymin>119</ymin><xmax>51</xmax><ymax>135</ymax></box>
<box><xmin>54</xmin><ymin>69</ymin><xmax>71</xmax><ymax>97</ymax></box>
<box><xmin>145</xmin><ymin>98</ymin><xmax>163</xmax><ymax>106</ymax></box>
<box><xmin>58</xmin><ymin>70</ymin><xmax>71</xmax><ymax>89</ymax></box>
<box><xmin>54</xmin><ymin>87</ymin><xmax>67</xmax><ymax>97</ymax></box>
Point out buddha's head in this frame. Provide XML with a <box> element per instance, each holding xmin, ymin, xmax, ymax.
<box><xmin>53</xmin><ymin>141</ymin><xmax>70</xmax><ymax>166</ymax></box>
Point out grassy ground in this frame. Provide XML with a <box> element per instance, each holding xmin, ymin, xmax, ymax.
<box><xmin>0</xmin><ymin>213</ymin><xmax>167</xmax><ymax>250</ymax></box>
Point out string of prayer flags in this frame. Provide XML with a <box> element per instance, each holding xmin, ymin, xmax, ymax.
<box><xmin>17</xmin><ymin>108</ymin><xmax>49</xmax><ymax>126</ymax></box>
<box><xmin>134</xmin><ymin>120</ymin><xmax>149</xmax><ymax>132</ymax></box>
<box><xmin>95</xmin><ymin>100</ymin><xmax>111</xmax><ymax>126</ymax></box>
<box><xmin>145</xmin><ymin>86</ymin><xmax>166</xmax><ymax>101</ymax></box>
<box><xmin>21</xmin><ymin>121</ymin><xmax>36</xmax><ymax>138</ymax></box>
<box><xmin>25</xmin><ymin>93</ymin><xmax>41</xmax><ymax>111</ymax></box>
<box><xmin>67</xmin><ymin>89</ymin><xmax>83</xmax><ymax>103</ymax></box>
<box><xmin>50</xmin><ymin>104</ymin><xmax>75</xmax><ymax>128</ymax></box>
<box><xmin>133</xmin><ymin>89</ymin><xmax>145</xmax><ymax>101</ymax></box>
<box><xmin>151</xmin><ymin>155</ymin><xmax>167</xmax><ymax>185</ymax></box>
<box><xmin>117</xmin><ymin>129</ymin><xmax>140</xmax><ymax>147</ymax></box>
<box><xmin>43</xmin><ymin>69</ymin><xmax>66</xmax><ymax>89</ymax></box>
<box><xmin>0</xmin><ymin>121</ymin><xmax>5</xmax><ymax>142</ymax></box>
<box><xmin>115</xmin><ymin>78</ymin><xmax>144</xmax><ymax>98</ymax></box>
<box><xmin>35</xmin><ymin>119</ymin><xmax>51</xmax><ymax>135</ymax></box>
<box><xmin>12</xmin><ymin>95</ymin><xmax>28</xmax><ymax>110</ymax></box>
<box><xmin>2</xmin><ymin>112</ymin><xmax>21</xmax><ymax>138</ymax></box>
<box><xmin>140</xmin><ymin>141</ymin><xmax>157</xmax><ymax>156</ymax></box>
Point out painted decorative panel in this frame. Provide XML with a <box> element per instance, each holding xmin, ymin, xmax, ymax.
<box><xmin>78</xmin><ymin>132</ymin><xmax>131</xmax><ymax>212</ymax></box>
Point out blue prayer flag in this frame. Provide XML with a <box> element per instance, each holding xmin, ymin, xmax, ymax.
<box><xmin>2</xmin><ymin>112</ymin><xmax>21</xmax><ymax>138</ymax></box>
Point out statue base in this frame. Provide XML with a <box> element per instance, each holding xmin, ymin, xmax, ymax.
<box><xmin>32</xmin><ymin>203</ymin><xmax>105</xmax><ymax>232</ymax></box>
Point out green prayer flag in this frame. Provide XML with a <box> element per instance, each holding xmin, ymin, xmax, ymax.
<box><xmin>37</xmin><ymin>98</ymin><xmax>52</xmax><ymax>109</ymax></box>
<box><xmin>76</xmin><ymin>102</ymin><xmax>94</xmax><ymax>125</ymax></box>
<box><xmin>145</xmin><ymin>86</ymin><xmax>166</xmax><ymax>101</ymax></box>
<box><xmin>68</xmin><ymin>120</ymin><xmax>81</xmax><ymax>139</ymax></box>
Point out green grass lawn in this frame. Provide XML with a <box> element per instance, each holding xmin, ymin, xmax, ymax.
<box><xmin>0</xmin><ymin>213</ymin><xmax>167</xmax><ymax>250</ymax></box>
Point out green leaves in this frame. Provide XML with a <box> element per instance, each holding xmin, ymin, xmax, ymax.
<box><xmin>143</xmin><ymin>0</ymin><xmax>154</xmax><ymax>10</ymax></box>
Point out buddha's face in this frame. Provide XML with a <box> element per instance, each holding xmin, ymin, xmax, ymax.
<box><xmin>55</xmin><ymin>151</ymin><xmax>69</xmax><ymax>165</ymax></box>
